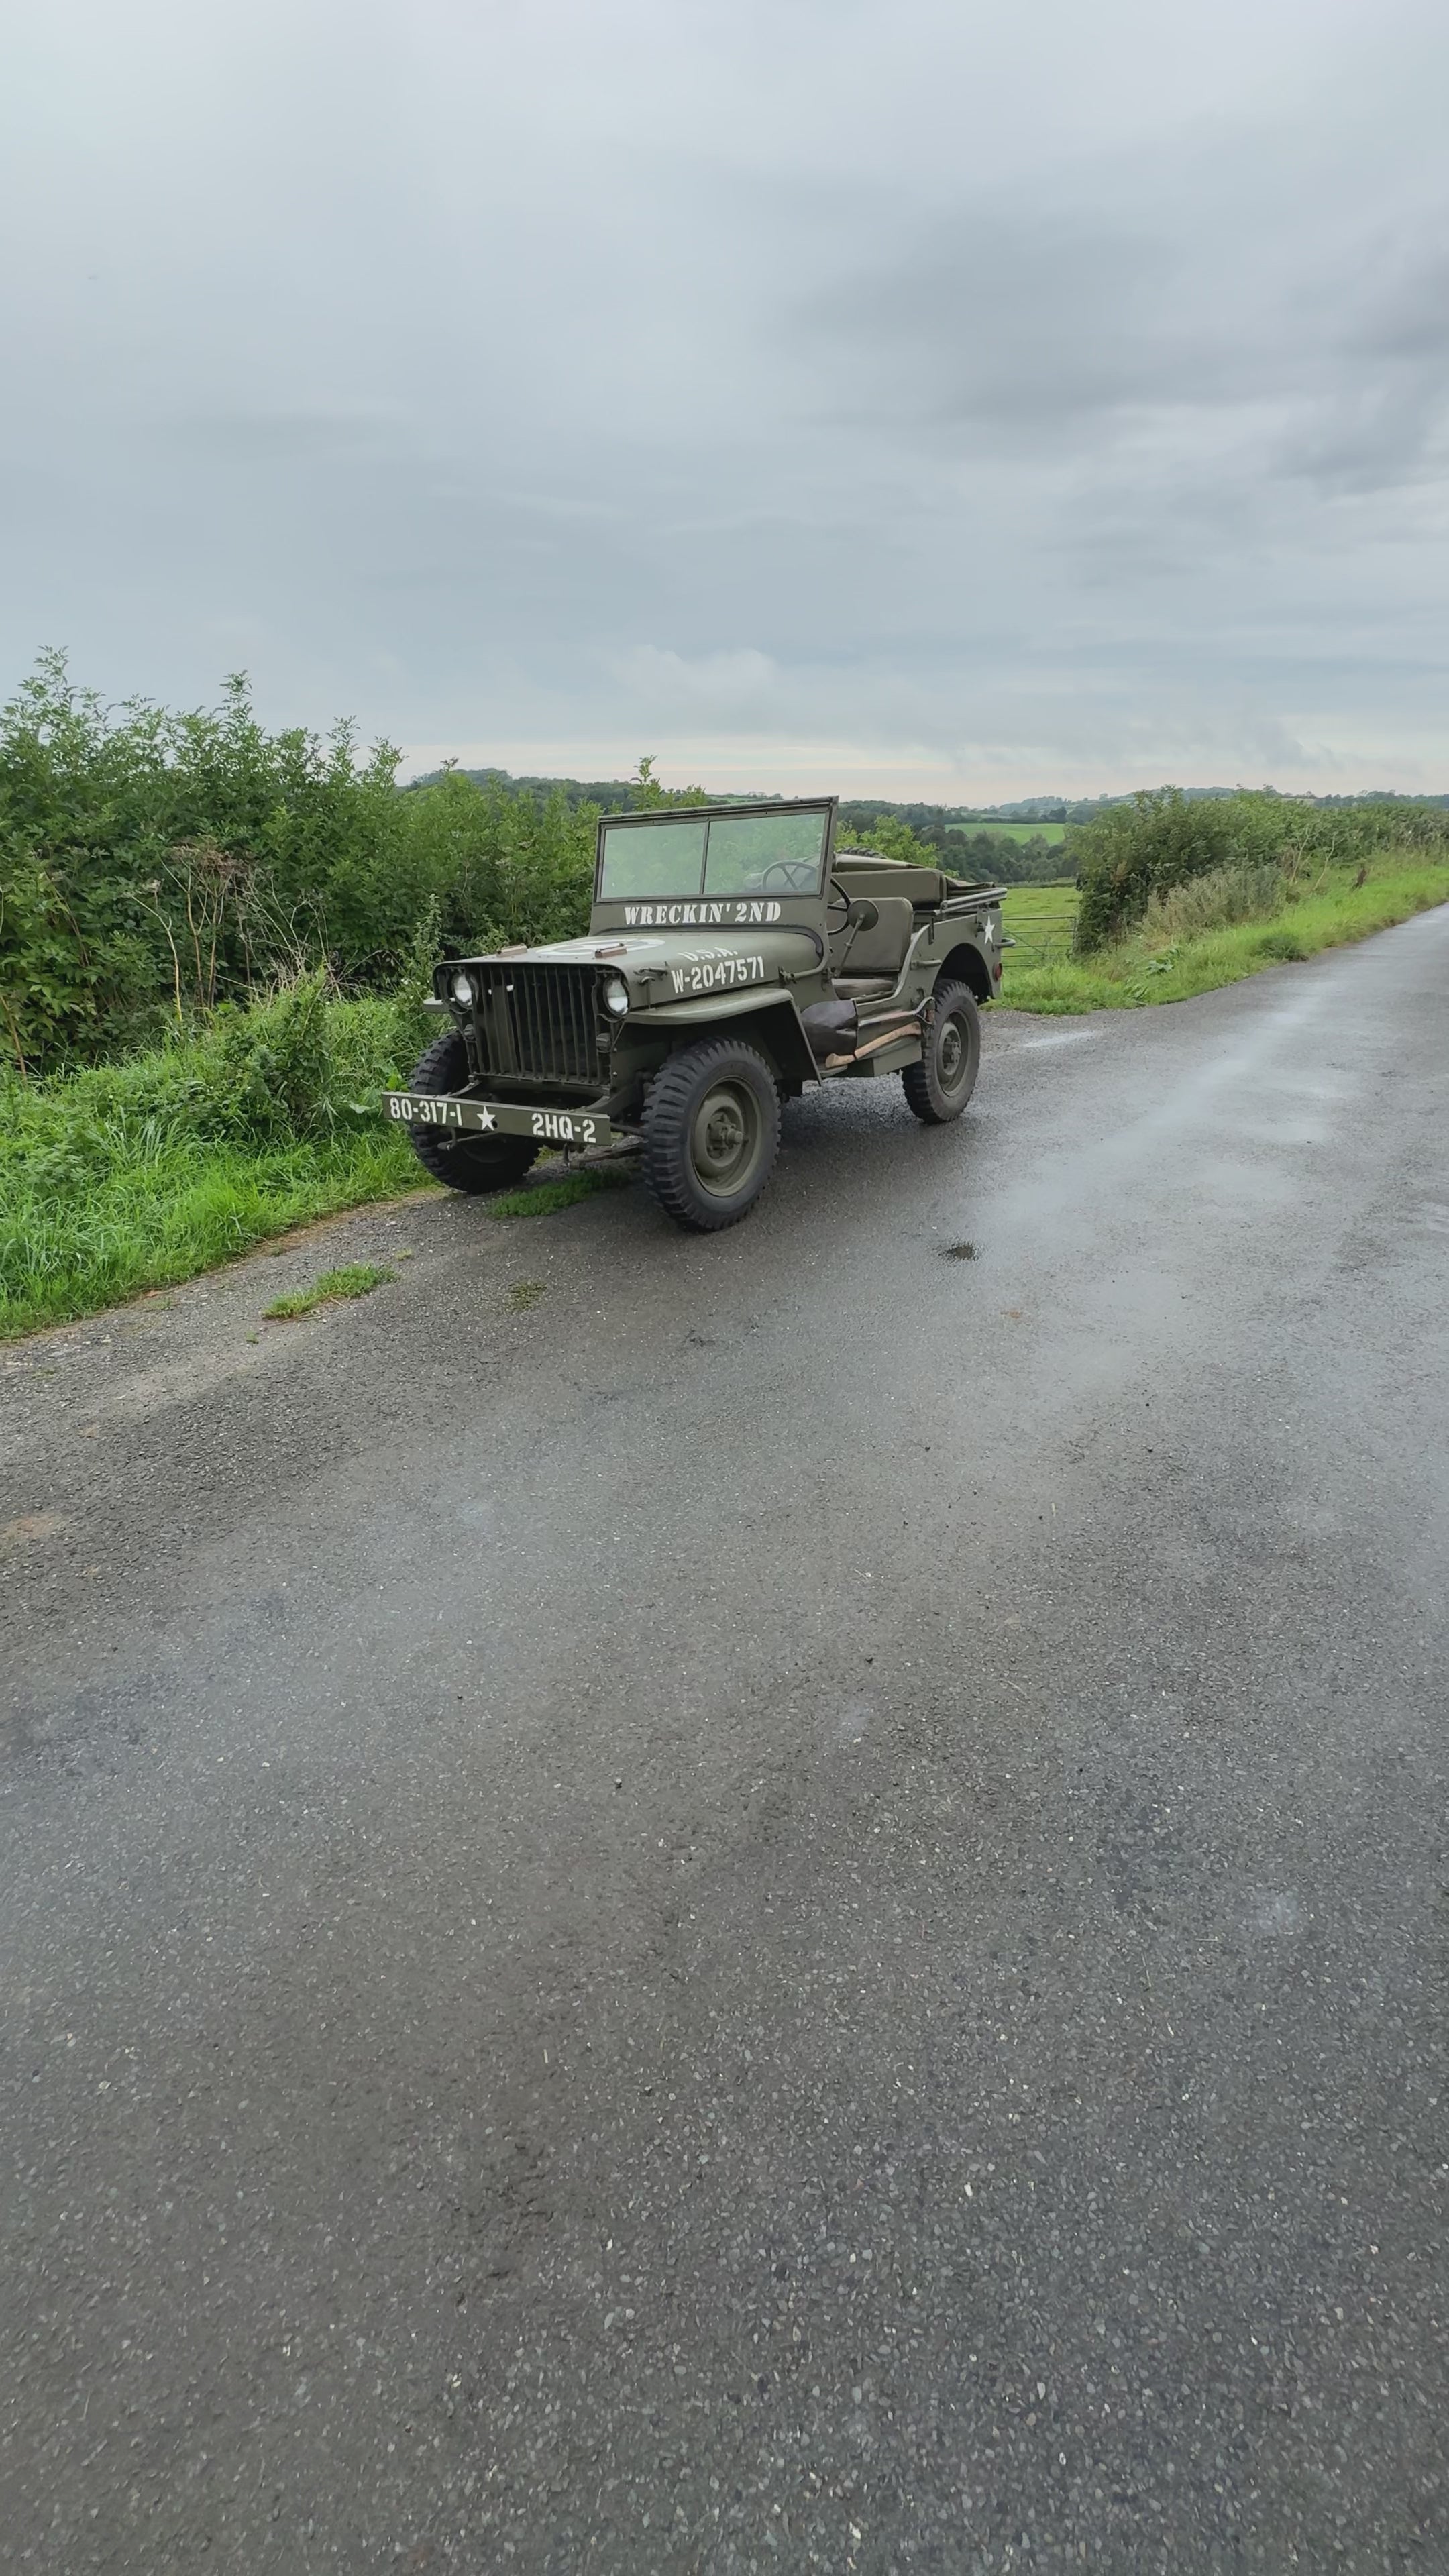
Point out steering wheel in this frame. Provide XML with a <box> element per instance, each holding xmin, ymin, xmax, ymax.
<box><xmin>762</xmin><ymin>860</ymin><xmax>818</xmax><ymax>892</ymax></box>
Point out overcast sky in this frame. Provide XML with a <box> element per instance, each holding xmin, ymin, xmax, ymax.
<box><xmin>3</xmin><ymin>0</ymin><xmax>1446</xmax><ymax>797</ymax></box>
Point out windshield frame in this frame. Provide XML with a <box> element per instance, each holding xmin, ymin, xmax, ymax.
<box><xmin>593</xmin><ymin>795</ymin><xmax>837</xmax><ymax>908</ymax></box>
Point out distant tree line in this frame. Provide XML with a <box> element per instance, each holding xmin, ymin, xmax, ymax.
<box><xmin>836</xmin><ymin>804</ymin><xmax>1066</xmax><ymax>884</ymax></box>
<box><xmin>410</xmin><ymin>760</ymin><xmax>773</xmax><ymax>816</ymax></box>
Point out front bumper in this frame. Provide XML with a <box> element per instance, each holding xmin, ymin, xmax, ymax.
<box><xmin>383</xmin><ymin>1092</ymin><xmax>613</xmax><ymax>1150</ymax></box>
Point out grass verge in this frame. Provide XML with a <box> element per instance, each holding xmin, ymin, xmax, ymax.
<box><xmin>1</xmin><ymin>1127</ymin><xmax>429</xmax><ymax>1341</ymax></box>
<box><xmin>1002</xmin><ymin>861</ymin><xmax>1449</xmax><ymax>1014</ymax></box>
<box><xmin>487</xmin><ymin>1167</ymin><xmax>633</xmax><ymax>1221</ymax></box>
<box><xmin>264</xmin><ymin>1261</ymin><xmax>396</xmax><ymax>1321</ymax></box>
<box><xmin>0</xmin><ymin>985</ymin><xmax>436</xmax><ymax>1341</ymax></box>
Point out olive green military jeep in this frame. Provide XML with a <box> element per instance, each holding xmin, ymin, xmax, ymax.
<box><xmin>382</xmin><ymin>796</ymin><xmax>1004</xmax><ymax>1232</ymax></box>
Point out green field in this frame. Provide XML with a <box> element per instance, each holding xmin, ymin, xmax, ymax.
<box><xmin>999</xmin><ymin>880</ymin><xmax>1081</xmax><ymax>961</ymax></box>
<box><xmin>959</xmin><ymin>819</ymin><xmax>1067</xmax><ymax>845</ymax></box>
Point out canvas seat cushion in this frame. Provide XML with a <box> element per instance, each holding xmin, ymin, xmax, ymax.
<box><xmin>829</xmin><ymin>892</ymin><xmax>915</xmax><ymax>987</ymax></box>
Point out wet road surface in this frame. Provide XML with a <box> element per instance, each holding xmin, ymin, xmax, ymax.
<box><xmin>3</xmin><ymin>909</ymin><xmax>1448</xmax><ymax>2571</ymax></box>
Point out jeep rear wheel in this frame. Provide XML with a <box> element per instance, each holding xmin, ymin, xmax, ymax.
<box><xmin>641</xmin><ymin>1037</ymin><xmax>781</xmax><ymax>1232</ymax></box>
<box><xmin>402</xmin><ymin>1031</ymin><xmax>541</xmax><ymax>1195</ymax></box>
<box><xmin>902</xmin><ymin>981</ymin><xmax>981</xmax><ymax>1125</ymax></box>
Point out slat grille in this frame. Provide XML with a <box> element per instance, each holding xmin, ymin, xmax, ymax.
<box><xmin>471</xmin><ymin>964</ymin><xmax>600</xmax><ymax>1085</ymax></box>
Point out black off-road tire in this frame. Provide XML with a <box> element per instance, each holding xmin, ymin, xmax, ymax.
<box><xmin>902</xmin><ymin>981</ymin><xmax>981</xmax><ymax>1125</ymax></box>
<box><xmin>402</xmin><ymin>1030</ymin><xmax>541</xmax><ymax>1195</ymax></box>
<box><xmin>641</xmin><ymin>1037</ymin><xmax>781</xmax><ymax>1232</ymax></box>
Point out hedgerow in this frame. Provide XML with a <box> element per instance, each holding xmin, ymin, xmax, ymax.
<box><xmin>1071</xmin><ymin>787</ymin><xmax>1449</xmax><ymax>950</ymax></box>
<box><xmin>0</xmin><ymin>654</ymin><xmax>602</xmax><ymax>1075</ymax></box>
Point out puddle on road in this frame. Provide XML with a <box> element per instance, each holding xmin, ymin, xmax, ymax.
<box><xmin>1250</xmin><ymin>1891</ymin><xmax>1305</xmax><ymax>1938</ymax></box>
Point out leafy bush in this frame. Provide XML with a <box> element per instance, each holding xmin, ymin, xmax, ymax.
<box><xmin>209</xmin><ymin>974</ymin><xmax>343</xmax><ymax>1144</ymax></box>
<box><xmin>0</xmin><ymin>654</ymin><xmax>614</xmax><ymax>1075</ymax></box>
<box><xmin>0</xmin><ymin>654</ymin><xmax>409</xmax><ymax>1071</ymax></box>
<box><xmin>1073</xmin><ymin>791</ymin><xmax>1285</xmax><ymax>949</ymax></box>
<box><xmin>399</xmin><ymin>769</ymin><xmax>596</xmax><ymax>955</ymax></box>
<box><xmin>835</xmin><ymin>812</ymin><xmax>935</xmax><ymax>865</ymax></box>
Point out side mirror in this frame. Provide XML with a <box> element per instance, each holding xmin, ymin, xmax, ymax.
<box><xmin>845</xmin><ymin>898</ymin><xmax>879</xmax><ymax>931</ymax></box>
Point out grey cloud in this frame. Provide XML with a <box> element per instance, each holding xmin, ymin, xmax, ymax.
<box><xmin>1274</xmin><ymin>231</ymin><xmax>1449</xmax><ymax>492</ymax></box>
<box><xmin>798</xmin><ymin>207</ymin><xmax>1186</xmax><ymax>433</ymax></box>
<box><xmin>172</xmin><ymin>407</ymin><xmax>418</xmax><ymax>462</ymax></box>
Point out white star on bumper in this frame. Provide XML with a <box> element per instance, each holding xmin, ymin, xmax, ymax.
<box><xmin>476</xmin><ymin>1106</ymin><xmax>496</xmax><ymax>1130</ymax></box>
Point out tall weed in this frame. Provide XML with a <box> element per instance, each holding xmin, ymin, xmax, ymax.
<box><xmin>1140</xmin><ymin>861</ymin><xmax>1285</xmax><ymax>942</ymax></box>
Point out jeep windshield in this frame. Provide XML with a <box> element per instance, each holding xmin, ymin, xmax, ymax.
<box><xmin>597</xmin><ymin>804</ymin><xmax>830</xmax><ymax>902</ymax></box>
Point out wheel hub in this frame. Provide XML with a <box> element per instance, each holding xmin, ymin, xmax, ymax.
<box><xmin>692</xmin><ymin>1081</ymin><xmax>760</xmax><ymax>1194</ymax></box>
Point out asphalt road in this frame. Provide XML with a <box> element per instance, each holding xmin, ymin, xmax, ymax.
<box><xmin>3</xmin><ymin>912</ymin><xmax>1448</xmax><ymax>2575</ymax></box>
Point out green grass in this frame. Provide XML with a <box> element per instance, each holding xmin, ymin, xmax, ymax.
<box><xmin>1001</xmin><ymin>861</ymin><xmax>1449</xmax><ymax>1014</ymax></box>
<box><xmin>504</xmin><ymin>1279</ymin><xmax>546</xmax><ymax>1311</ymax></box>
<box><xmin>263</xmin><ymin>1261</ymin><xmax>396</xmax><ymax>1320</ymax></box>
<box><xmin>487</xmin><ymin>1166</ymin><xmax>633</xmax><ymax>1220</ymax></box>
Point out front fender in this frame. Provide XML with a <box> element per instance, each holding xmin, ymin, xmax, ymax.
<box><xmin>633</xmin><ymin>985</ymin><xmax>819</xmax><ymax>1086</ymax></box>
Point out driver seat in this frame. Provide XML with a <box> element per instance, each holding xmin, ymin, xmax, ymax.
<box><xmin>830</xmin><ymin>893</ymin><xmax>915</xmax><ymax>999</ymax></box>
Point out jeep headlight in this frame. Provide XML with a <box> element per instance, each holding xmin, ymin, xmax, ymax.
<box><xmin>450</xmin><ymin>969</ymin><xmax>474</xmax><ymax>1007</ymax></box>
<box><xmin>603</xmin><ymin>975</ymin><xmax>629</xmax><ymax>1016</ymax></box>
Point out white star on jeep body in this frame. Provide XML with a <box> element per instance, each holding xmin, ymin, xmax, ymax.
<box><xmin>476</xmin><ymin>1106</ymin><xmax>496</xmax><ymax>1130</ymax></box>
<box><xmin>983</xmin><ymin>917</ymin><xmax>996</xmax><ymax>944</ymax></box>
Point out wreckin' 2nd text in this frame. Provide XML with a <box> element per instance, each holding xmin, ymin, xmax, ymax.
<box><xmin>621</xmin><ymin>899</ymin><xmax>784</xmax><ymax>928</ymax></box>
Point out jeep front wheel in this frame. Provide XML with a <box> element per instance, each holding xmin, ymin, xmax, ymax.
<box><xmin>402</xmin><ymin>1030</ymin><xmax>541</xmax><ymax>1194</ymax></box>
<box><xmin>902</xmin><ymin>981</ymin><xmax>981</xmax><ymax>1125</ymax></box>
<box><xmin>641</xmin><ymin>1037</ymin><xmax>781</xmax><ymax>1232</ymax></box>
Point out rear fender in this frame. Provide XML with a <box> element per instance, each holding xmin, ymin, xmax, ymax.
<box><xmin>934</xmin><ymin>941</ymin><xmax>994</xmax><ymax>1005</ymax></box>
